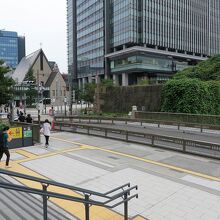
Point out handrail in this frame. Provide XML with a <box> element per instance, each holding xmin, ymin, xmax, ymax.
<box><xmin>104</xmin><ymin>182</ymin><xmax>130</xmax><ymax>195</ymax></box>
<box><xmin>0</xmin><ymin>168</ymin><xmax>138</xmax><ymax>220</ymax></box>
<box><xmin>0</xmin><ymin>169</ymin><xmax>130</xmax><ymax>199</ymax></box>
<box><xmin>0</xmin><ymin>181</ymin><xmax>102</xmax><ymax>206</ymax></box>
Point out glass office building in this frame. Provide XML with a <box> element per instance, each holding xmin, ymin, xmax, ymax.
<box><xmin>0</xmin><ymin>30</ymin><xmax>25</xmax><ymax>69</ymax></box>
<box><xmin>67</xmin><ymin>0</ymin><xmax>220</xmax><ymax>86</ymax></box>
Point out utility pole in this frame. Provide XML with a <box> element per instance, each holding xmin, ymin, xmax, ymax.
<box><xmin>64</xmin><ymin>97</ymin><xmax>67</xmax><ymax>116</ymax></box>
<box><xmin>37</xmin><ymin>70</ymin><xmax>40</xmax><ymax>124</ymax></box>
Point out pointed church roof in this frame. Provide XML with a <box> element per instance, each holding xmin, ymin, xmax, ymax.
<box><xmin>45</xmin><ymin>71</ymin><xmax>57</xmax><ymax>87</ymax></box>
<box><xmin>12</xmin><ymin>49</ymin><xmax>50</xmax><ymax>83</ymax></box>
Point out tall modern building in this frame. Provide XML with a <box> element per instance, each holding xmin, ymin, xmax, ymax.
<box><xmin>67</xmin><ymin>0</ymin><xmax>220</xmax><ymax>87</ymax></box>
<box><xmin>0</xmin><ymin>30</ymin><xmax>26</xmax><ymax>68</ymax></box>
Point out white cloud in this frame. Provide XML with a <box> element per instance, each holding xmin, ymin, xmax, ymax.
<box><xmin>0</xmin><ymin>0</ymin><xmax>67</xmax><ymax>73</ymax></box>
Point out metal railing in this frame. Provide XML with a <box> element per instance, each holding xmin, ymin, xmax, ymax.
<box><xmin>135</xmin><ymin>111</ymin><xmax>220</xmax><ymax>126</ymax></box>
<box><xmin>0</xmin><ymin>169</ymin><xmax>138</xmax><ymax>220</ymax></box>
<box><xmin>54</xmin><ymin>121</ymin><xmax>220</xmax><ymax>160</ymax></box>
<box><xmin>54</xmin><ymin>116</ymin><xmax>220</xmax><ymax>132</ymax></box>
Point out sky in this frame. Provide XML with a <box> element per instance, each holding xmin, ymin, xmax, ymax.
<box><xmin>0</xmin><ymin>0</ymin><xmax>67</xmax><ymax>73</ymax></box>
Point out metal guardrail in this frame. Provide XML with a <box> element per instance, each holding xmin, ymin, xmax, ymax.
<box><xmin>54</xmin><ymin>121</ymin><xmax>220</xmax><ymax>160</ymax></box>
<box><xmin>54</xmin><ymin>116</ymin><xmax>220</xmax><ymax>132</ymax></box>
<box><xmin>135</xmin><ymin>111</ymin><xmax>220</xmax><ymax>126</ymax></box>
<box><xmin>0</xmin><ymin>169</ymin><xmax>138</xmax><ymax>220</ymax></box>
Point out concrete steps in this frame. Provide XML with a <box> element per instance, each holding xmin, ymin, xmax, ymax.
<box><xmin>0</xmin><ymin>176</ymin><xmax>75</xmax><ymax>220</ymax></box>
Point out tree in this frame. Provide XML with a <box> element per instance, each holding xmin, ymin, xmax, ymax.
<box><xmin>161</xmin><ymin>55</ymin><xmax>220</xmax><ymax>114</ymax></box>
<box><xmin>0</xmin><ymin>60</ymin><xmax>15</xmax><ymax>105</ymax></box>
<box><xmin>175</xmin><ymin>54</ymin><xmax>220</xmax><ymax>81</ymax></box>
<box><xmin>82</xmin><ymin>82</ymin><xmax>96</xmax><ymax>104</ymax></box>
<box><xmin>100</xmin><ymin>79</ymin><xmax>114</xmax><ymax>87</ymax></box>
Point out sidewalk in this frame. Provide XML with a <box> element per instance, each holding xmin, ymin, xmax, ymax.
<box><xmin>1</xmin><ymin>131</ymin><xmax>220</xmax><ymax>219</ymax></box>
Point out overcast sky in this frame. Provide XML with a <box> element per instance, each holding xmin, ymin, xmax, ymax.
<box><xmin>0</xmin><ymin>0</ymin><xmax>67</xmax><ymax>73</ymax></box>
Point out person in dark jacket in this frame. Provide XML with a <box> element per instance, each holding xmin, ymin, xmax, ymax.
<box><xmin>18</xmin><ymin>112</ymin><xmax>25</xmax><ymax>122</ymax></box>
<box><xmin>26</xmin><ymin>114</ymin><xmax>33</xmax><ymax>123</ymax></box>
<box><xmin>0</xmin><ymin>126</ymin><xmax>11</xmax><ymax>168</ymax></box>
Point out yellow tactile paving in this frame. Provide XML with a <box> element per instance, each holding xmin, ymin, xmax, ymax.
<box><xmin>1</xmin><ymin>146</ymin><xmax>124</xmax><ymax>220</ymax></box>
<box><xmin>132</xmin><ymin>215</ymin><xmax>148</xmax><ymax>220</ymax></box>
<box><xmin>15</xmin><ymin>149</ymin><xmax>38</xmax><ymax>158</ymax></box>
<box><xmin>15</xmin><ymin>146</ymin><xmax>89</xmax><ymax>163</ymax></box>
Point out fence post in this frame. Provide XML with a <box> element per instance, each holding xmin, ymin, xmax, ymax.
<box><xmin>151</xmin><ymin>136</ymin><xmax>155</xmax><ymax>146</ymax></box>
<box><xmin>183</xmin><ymin>140</ymin><xmax>186</xmax><ymax>152</ymax></box>
<box><xmin>42</xmin><ymin>184</ymin><xmax>48</xmax><ymax>220</ymax></box>
<box><xmin>124</xmin><ymin>192</ymin><xmax>128</xmax><ymax>220</ymax></box>
<box><xmin>126</xmin><ymin>131</ymin><xmax>128</xmax><ymax>141</ymax></box>
<box><xmin>178</xmin><ymin>124</ymin><xmax>180</xmax><ymax>130</ymax></box>
<box><xmin>85</xmin><ymin>194</ymin><xmax>90</xmax><ymax>220</ymax></box>
<box><xmin>158</xmin><ymin>122</ymin><xmax>160</xmax><ymax>128</ymax></box>
<box><xmin>140</xmin><ymin>121</ymin><xmax>142</xmax><ymax>126</ymax></box>
<box><xmin>200</xmin><ymin>125</ymin><xmax>203</xmax><ymax>133</ymax></box>
<box><xmin>87</xmin><ymin>127</ymin><xmax>90</xmax><ymax>135</ymax></box>
<box><xmin>105</xmin><ymin>128</ymin><xmax>107</xmax><ymax>137</ymax></box>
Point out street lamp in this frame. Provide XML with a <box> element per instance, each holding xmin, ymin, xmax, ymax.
<box><xmin>64</xmin><ymin>97</ymin><xmax>67</xmax><ymax>116</ymax></box>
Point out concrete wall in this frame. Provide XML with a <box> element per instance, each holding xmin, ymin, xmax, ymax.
<box><xmin>100</xmin><ymin>85</ymin><xmax>163</xmax><ymax>113</ymax></box>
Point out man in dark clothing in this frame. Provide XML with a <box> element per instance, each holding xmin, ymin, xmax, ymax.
<box><xmin>18</xmin><ymin>112</ymin><xmax>25</xmax><ymax>122</ymax></box>
<box><xmin>26</xmin><ymin>114</ymin><xmax>33</xmax><ymax>123</ymax></box>
<box><xmin>17</xmin><ymin>109</ymin><xmax>20</xmax><ymax>117</ymax></box>
<box><xmin>0</xmin><ymin>126</ymin><xmax>11</xmax><ymax>168</ymax></box>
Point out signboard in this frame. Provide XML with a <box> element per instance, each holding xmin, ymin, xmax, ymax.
<box><xmin>24</xmin><ymin>130</ymin><xmax>32</xmax><ymax>138</ymax></box>
<box><xmin>8</xmin><ymin>127</ymin><xmax>23</xmax><ymax>139</ymax></box>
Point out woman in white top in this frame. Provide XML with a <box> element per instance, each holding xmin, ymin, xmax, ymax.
<box><xmin>41</xmin><ymin>119</ymin><xmax>51</xmax><ymax>147</ymax></box>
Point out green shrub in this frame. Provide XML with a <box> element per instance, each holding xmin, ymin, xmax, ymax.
<box><xmin>162</xmin><ymin>78</ymin><xmax>220</xmax><ymax>114</ymax></box>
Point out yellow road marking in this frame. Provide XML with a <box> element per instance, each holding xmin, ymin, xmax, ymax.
<box><xmin>52</xmin><ymin>137</ymin><xmax>220</xmax><ymax>183</ymax></box>
<box><xmin>14</xmin><ymin>146</ymin><xmax>90</xmax><ymax>163</ymax></box>
<box><xmin>15</xmin><ymin>149</ymin><xmax>37</xmax><ymax>158</ymax></box>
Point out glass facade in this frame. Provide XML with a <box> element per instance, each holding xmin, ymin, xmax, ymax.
<box><xmin>111</xmin><ymin>55</ymin><xmax>173</xmax><ymax>73</ymax></box>
<box><xmin>67</xmin><ymin>0</ymin><xmax>220</xmax><ymax>85</ymax></box>
<box><xmin>141</xmin><ymin>0</ymin><xmax>220</xmax><ymax>56</ymax></box>
<box><xmin>76</xmin><ymin>0</ymin><xmax>104</xmax><ymax>78</ymax></box>
<box><xmin>0</xmin><ymin>31</ymin><xmax>18</xmax><ymax>68</ymax></box>
<box><xmin>110</xmin><ymin>0</ymin><xmax>139</xmax><ymax>47</ymax></box>
<box><xmin>67</xmin><ymin>0</ymin><xmax>74</xmax><ymax>76</ymax></box>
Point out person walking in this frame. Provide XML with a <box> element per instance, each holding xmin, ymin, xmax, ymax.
<box><xmin>26</xmin><ymin>114</ymin><xmax>33</xmax><ymax>123</ymax></box>
<box><xmin>41</xmin><ymin>119</ymin><xmax>51</xmax><ymax>148</ymax></box>
<box><xmin>0</xmin><ymin>126</ymin><xmax>11</xmax><ymax>168</ymax></box>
